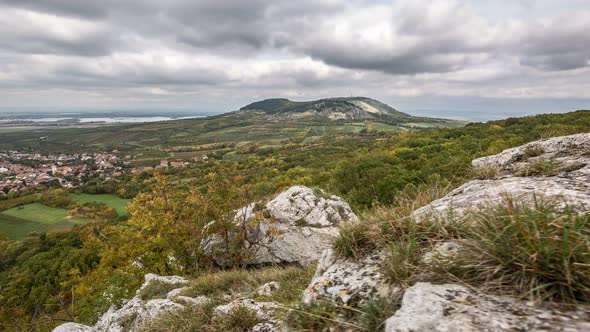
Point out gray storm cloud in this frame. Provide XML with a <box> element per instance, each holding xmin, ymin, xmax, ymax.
<box><xmin>0</xmin><ymin>0</ymin><xmax>588</xmax><ymax>112</ymax></box>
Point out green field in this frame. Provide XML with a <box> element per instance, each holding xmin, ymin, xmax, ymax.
<box><xmin>71</xmin><ymin>194</ymin><xmax>130</xmax><ymax>216</ymax></box>
<box><xmin>0</xmin><ymin>203</ymin><xmax>89</xmax><ymax>240</ymax></box>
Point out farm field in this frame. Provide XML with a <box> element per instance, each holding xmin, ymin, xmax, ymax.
<box><xmin>71</xmin><ymin>193</ymin><xmax>130</xmax><ymax>216</ymax></box>
<box><xmin>0</xmin><ymin>203</ymin><xmax>89</xmax><ymax>240</ymax></box>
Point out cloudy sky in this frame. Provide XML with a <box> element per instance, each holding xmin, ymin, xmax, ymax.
<box><xmin>1</xmin><ymin>0</ymin><xmax>589</xmax><ymax>120</ymax></box>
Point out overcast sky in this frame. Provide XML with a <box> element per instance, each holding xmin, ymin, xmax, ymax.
<box><xmin>0</xmin><ymin>0</ymin><xmax>589</xmax><ymax>120</ymax></box>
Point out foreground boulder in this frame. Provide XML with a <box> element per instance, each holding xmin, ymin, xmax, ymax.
<box><xmin>414</xmin><ymin>133</ymin><xmax>590</xmax><ymax>221</ymax></box>
<box><xmin>212</xmin><ymin>185</ymin><xmax>359</xmax><ymax>265</ymax></box>
<box><xmin>385</xmin><ymin>282</ymin><xmax>590</xmax><ymax>332</ymax></box>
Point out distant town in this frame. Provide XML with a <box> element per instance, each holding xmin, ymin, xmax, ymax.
<box><xmin>0</xmin><ymin>150</ymin><xmax>208</xmax><ymax>196</ymax></box>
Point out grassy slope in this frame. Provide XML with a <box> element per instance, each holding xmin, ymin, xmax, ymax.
<box><xmin>71</xmin><ymin>194</ymin><xmax>130</xmax><ymax>216</ymax></box>
<box><xmin>1</xmin><ymin>203</ymin><xmax>87</xmax><ymax>224</ymax></box>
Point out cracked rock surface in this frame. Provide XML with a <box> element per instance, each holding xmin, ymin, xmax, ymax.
<box><xmin>304</xmin><ymin>249</ymin><xmax>398</xmax><ymax>305</ymax></box>
<box><xmin>238</xmin><ymin>186</ymin><xmax>359</xmax><ymax>265</ymax></box>
<box><xmin>414</xmin><ymin>133</ymin><xmax>590</xmax><ymax>221</ymax></box>
<box><xmin>385</xmin><ymin>282</ymin><xmax>590</xmax><ymax>332</ymax></box>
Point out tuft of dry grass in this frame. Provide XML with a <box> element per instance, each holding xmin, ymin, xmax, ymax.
<box><xmin>285</xmin><ymin>297</ymin><xmax>399</xmax><ymax>332</ymax></box>
<box><xmin>135</xmin><ymin>301</ymin><xmax>218</xmax><ymax>332</ymax></box>
<box><xmin>471</xmin><ymin>166</ymin><xmax>500</xmax><ymax>180</ymax></box>
<box><xmin>332</xmin><ymin>181</ymin><xmax>454</xmax><ymax>260</ymax></box>
<box><xmin>138</xmin><ymin>280</ymin><xmax>185</xmax><ymax>301</ymax></box>
<box><xmin>216</xmin><ymin>305</ymin><xmax>261</xmax><ymax>332</ymax></box>
<box><xmin>339</xmin><ymin>185</ymin><xmax>590</xmax><ymax>305</ymax></box>
<box><xmin>522</xmin><ymin>144</ymin><xmax>545</xmax><ymax>159</ymax></box>
<box><xmin>445</xmin><ymin>197</ymin><xmax>590</xmax><ymax>303</ymax></box>
<box><xmin>182</xmin><ymin>265</ymin><xmax>314</xmax><ymax>305</ymax></box>
<box><xmin>516</xmin><ymin>159</ymin><xmax>561</xmax><ymax>177</ymax></box>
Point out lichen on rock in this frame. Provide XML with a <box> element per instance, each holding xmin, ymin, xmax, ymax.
<box><xmin>385</xmin><ymin>282</ymin><xmax>590</xmax><ymax>332</ymax></box>
<box><xmin>414</xmin><ymin>133</ymin><xmax>590</xmax><ymax>222</ymax></box>
<box><xmin>304</xmin><ymin>249</ymin><xmax>398</xmax><ymax>305</ymax></box>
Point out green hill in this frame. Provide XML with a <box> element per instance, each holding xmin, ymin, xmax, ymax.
<box><xmin>0</xmin><ymin>97</ymin><xmax>463</xmax><ymax>157</ymax></box>
<box><xmin>239</xmin><ymin>97</ymin><xmax>426</xmax><ymax>122</ymax></box>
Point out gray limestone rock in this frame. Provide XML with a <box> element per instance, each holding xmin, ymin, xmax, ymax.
<box><xmin>52</xmin><ymin>323</ymin><xmax>97</xmax><ymax>332</ymax></box>
<box><xmin>385</xmin><ymin>282</ymin><xmax>590</xmax><ymax>332</ymax></box>
<box><xmin>414</xmin><ymin>133</ymin><xmax>590</xmax><ymax>222</ymax></box>
<box><xmin>304</xmin><ymin>249</ymin><xmax>398</xmax><ymax>305</ymax></box>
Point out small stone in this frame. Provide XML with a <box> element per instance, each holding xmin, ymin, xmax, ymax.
<box><xmin>258</xmin><ymin>281</ymin><xmax>281</xmax><ymax>297</ymax></box>
<box><xmin>175</xmin><ymin>295</ymin><xmax>210</xmax><ymax>307</ymax></box>
<box><xmin>166</xmin><ymin>286</ymin><xmax>190</xmax><ymax>300</ymax></box>
<box><xmin>52</xmin><ymin>323</ymin><xmax>96</xmax><ymax>332</ymax></box>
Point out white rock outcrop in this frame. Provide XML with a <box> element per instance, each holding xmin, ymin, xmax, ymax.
<box><xmin>414</xmin><ymin>133</ymin><xmax>590</xmax><ymax>221</ymax></box>
<box><xmin>52</xmin><ymin>274</ymin><xmax>199</xmax><ymax>332</ymax></box>
<box><xmin>385</xmin><ymin>282</ymin><xmax>590</xmax><ymax>332</ymax></box>
<box><xmin>211</xmin><ymin>185</ymin><xmax>359</xmax><ymax>265</ymax></box>
<box><xmin>472</xmin><ymin>133</ymin><xmax>590</xmax><ymax>171</ymax></box>
<box><xmin>265</xmin><ymin>186</ymin><xmax>358</xmax><ymax>227</ymax></box>
<box><xmin>304</xmin><ymin>249</ymin><xmax>397</xmax><ymax>305</ymax></box>
<box><xmin>303</xmin><ymin>133</ymin><xmax>590</xmax><ymax>330</ymax></box>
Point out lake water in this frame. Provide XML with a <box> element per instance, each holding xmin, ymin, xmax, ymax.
<box><xmin>0</xmin><ymin>116</ymin><xmax>203</xmax><ymax>124</ymax></box>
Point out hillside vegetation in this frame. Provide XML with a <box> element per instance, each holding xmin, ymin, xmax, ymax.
<box><xmin>0</xmin><ymin>110</ymin><xmax>589</xmax><ymax>331</ymax></box>
<box><xmin>0</xmin><ymin>97</ymin><xmax>462</xmax><ymax>156</ymax></box>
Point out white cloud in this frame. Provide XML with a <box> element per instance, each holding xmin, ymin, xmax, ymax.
<box><xmin>0</xmin><ymin>0</ymin><xmax>588</xmax><ymax>113</ymax></box>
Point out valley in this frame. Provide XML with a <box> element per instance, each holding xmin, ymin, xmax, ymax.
<box><xmin>0</xmin><ymin>98</ymin><xmax>463</xmax><ymax>156</ymax></box>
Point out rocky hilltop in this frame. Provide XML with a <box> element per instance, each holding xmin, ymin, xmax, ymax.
<box><xmin>53</xmin><ymin>133</ymin><xmax>590</xmax><ymax>332</ymax></box>
<box><xmin>238</xmin><ymin>97</ymin><xmax>443</xmax><ymax>122</ymax></box>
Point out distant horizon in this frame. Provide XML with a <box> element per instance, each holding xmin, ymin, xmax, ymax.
<box><xmin>1</xmin><ymin>94</ymin><xmax>588</xmax><ymax>122</ymax></box>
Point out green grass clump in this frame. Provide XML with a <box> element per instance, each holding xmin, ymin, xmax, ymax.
<box><xmin>135</xmin><ymin>301</ymin><xmax>217</xmax><ymax>332</ymax></box>
<box><xmin>446</xmin><ymin>197</ymin><xmax>590</xmax><ymax>303</ymax></box>
<box><xmin>516</xmin><ymin>159</ymin><xmax>561</xmax><ymax>177</ymax></box>
<box><xmin>216</xmin><ymin>305</ymin><xmax>261</xmax><ymax>332</ymax></box>
<box><xmin>285</xmin><ymin>300</ymin><xmax>358</xmax><ymax>331</ymax></box>
<box><xmin>522</xmin><ymin>144</ymin><xmax>545</xmax><ymax>159</ymax></box>
<box><xmin>138</xmin><ymin>280</ymin><xmax>185</xmax><ymax>301</ymax></box>
<box><xmin>183</xmin><ymin>265</ymin><xmax>314</xmax><ymax>304</ymax></box>
<box><xmin>471</xmin><ymin>166</ymin><xmax>500</xmax><ymax>180</ymax></box>
<box><xmin>285</xmin><ymin>298</ymin><xmax>399</xmax><ymax>331</ymax></box>
<box><xmin>333</xmin><ymin>181</ymin><xmax>453</xmax><ymax>262</ymax></box>
<box><xmin>332</xmin><ymin>221</ymin><xmax>378</xmax><ymax>259</ymax></box>
<box><xmin>372</xmin><ymin>194</ymin><xmax>590</xmax><ymax>304</ymax></box>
